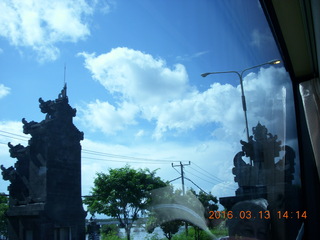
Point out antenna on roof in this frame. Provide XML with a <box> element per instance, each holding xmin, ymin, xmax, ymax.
<box><xmin>58</xmin><ymin>63</ymin><xmax>67</xmax><ymax>99</ymax></box>
<box><xmin>64</xmin><ymin>63</ymin><xmax>67</xmax><ymax>85</ymax></box>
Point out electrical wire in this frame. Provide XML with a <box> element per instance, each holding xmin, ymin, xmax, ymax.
<box><xmin>169</xmin><ymin>176</ymin><xmax>181</xmax><ymax>183</ymax></box>
<box><xmin>82</xmin><ymin>148</ymin><xmax>180</xmax><ymax>163</ymax></box>
<box><xmin>82</xmin><ymin>156</ymin><xmax>173</xmax><ymax>165</ymax></box>
<box><xmin>184</xmin><ymin>177</ymin><xmax>208</xmax><ymax>194</ymax></box>
<box><xmin>184</xmin><ymin>169</ymin><xmax>236</xmax><ymax>191</ymax></box>
<box><xmin>184</xmin><ymin>169</ymin><xmax>220</xmax><ymax>185</ymax></box>
<box><xmin>0</xmin><ymin>133</ymin><xmax>28</xmax><ymax>142</ymax></box>
<box><xmin>192</xmin><ymin>162</ymin><xmax>225</xmax><ymax>183</ymax></box>
<box><xmin>0</xmin><ymin>130</ymin><xmax>28</xmax><ymax>139</ymax></box>
<box><xmin>189</xmin><ymin>165</ymin><xmax>224</xmax><ymax>183</ymax></box>
<box><xmin>0</xmin><ymin>129</ymin><xmax>235</xmax><ymax>192</ymax></box>
<box><xmin>0</xmin><ymin>130</ymin><xmax>182</xmax><ymax>165</ymax></box>
<box><xmin>171</xmin><ymin>165</ymin><xmax>182</xmax><ymax>175</ymax></box>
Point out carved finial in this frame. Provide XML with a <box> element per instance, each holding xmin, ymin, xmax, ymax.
<box><xmin>8</xmin><ymin>142</ymin><xmax>13</xmax><ymax>149</ymax></box>
<box><xmin>58</xmin><ymin>83</ymin><xmax>67</xmax><ymax>99</ymax></box>
<box><xmin>252</xmin><ymin>122</ymin><xmax>268</xmax><ymax>141</ymax></box>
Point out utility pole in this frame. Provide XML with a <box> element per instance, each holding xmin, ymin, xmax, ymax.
<box><xmin>172</xmin><ymin>161</ymin><xmax>191</xmax><ymax>236</ymax></box>
<box><xmin>172</xmin><ymin>161</ymin><xmax>191</xmax><ymax>195</ymax></box>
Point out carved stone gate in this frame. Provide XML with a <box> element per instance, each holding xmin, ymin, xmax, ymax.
<box><xmin>1</xmin><ymin>85</ymin><xmax>86</xmax><ymax>240</ymax></box>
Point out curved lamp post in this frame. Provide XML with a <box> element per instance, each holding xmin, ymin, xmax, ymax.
<box><xmin>201</xmin><ymin>59</ymin><xmax>281</xmax><ymax>143</ymax></box>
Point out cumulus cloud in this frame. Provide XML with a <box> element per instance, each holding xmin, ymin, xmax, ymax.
<box><xmin>79</xmin><ymin>47</ymin><xmax>293</xmax><ymax>141</ymax></box>
<box><xmin>79</xmin><ymin>100</ymin><xmax>139</xmax><ymax>135</ymax></box>
<box><xmin>211</xmin><ymin>181</ymin><xmax>238</xmax><ymax>202</ymax></box>
<box><xmin>0</xmin><ymin>84</ymin><xmax>11</xmax><ymax>99</ymax></box>
<box><xmin>79</xmin><ymin>48</ymin><xmax>189</xmax><ymax>106</ymax></box>
<box><xmin>0</xmin><ymin>0</ymin><xmax>94</xmax><ymax>62</ymax></box>
<box><xmin>80</xmin><ymin>138</ymin><xmax>238</xmax><ymax>196</ymax></box>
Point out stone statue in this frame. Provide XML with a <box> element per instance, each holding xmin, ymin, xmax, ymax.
<box><xmin>232</xmin><ymin>123</ymin><xmax>295</xmax><ymax>195</ymax></box>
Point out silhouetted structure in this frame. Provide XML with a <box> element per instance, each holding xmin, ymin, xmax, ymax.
<box><xmin>220</xmin><ymin>123</ymin><xmax>296</xmax><ymax>209</ymax></box>
<box><xmin>219</xmin><ymin>123</ymin><xmax>301</xmax><ymax>240</ymax></box>
<box><xmin>1</xmin><ymin>85</ymin><xmax>86</xmax><ymax>240</ymax></box>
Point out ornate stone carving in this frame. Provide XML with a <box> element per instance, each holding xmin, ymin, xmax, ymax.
<box><xmin>1</xmin><ymin>84</ymin><xmax>85</xmax><ymax>239</ymax></box>
<box><xmin>232</xmin><ymin>122</ymin><xmax>295</xmax><ymax>196</ymax></box>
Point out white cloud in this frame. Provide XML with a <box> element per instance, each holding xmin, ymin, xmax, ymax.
<box><xmin>96</xmin><ymin>0</ymin><xmax>116</xmax><ymax>14</ymax></box>
<box><xmin>79</xmin><ymin>100</ymin><xmax>139</xmax><ymax>135</ymax></box>
<box><xmin>0</xmin><ymin>0</ymin><xmax>93</xmax><ymax>62</ymax></box>
<box><xmin>79</xmin><ymin>48</ymin><xmax>189</xmax><ymax>106</ymax></box>
<box><xmin>152</xmin><ymin>83</ymin><xmax>242</xmax><ymax>140</ymax></box>
<box><xmin>250</xmin><ymin>29</ymin><xmax>273</xmax><ymax>48</ymax></box>
<box><xmin>135</xmin><ymin>129</ymin><xmax>145</xmax><ymax>138</ymax></box>
<box><xmin>176</xmin><ymin>50</ymin><xmax>210</xmax><ymax>61</ymax></box>
<box><xmin>79</xmin><ymin>47</ymin><xmax>293</xmax><ymax>142</ymax></box>
<box><xmin>0</xmin><ymin>121</ymin><xmax>26</xmax><ymax>156</ymax></box>
<box><xmin>0</xmin><ymin>120</ymin><xmax>26</xmax><ymax>193</ymax></box>
<box><xmin>244</xmin><ymin>66</ymin><xmax>293</xmax><ymax>140</ymax></box>
<box><xmin>80</xmin><ymin>138</ymin><xmax>239</xmax><ymax>196</ymax></box>
<box><xmin>211</xmin><ymin>181</ymin><xmax>238</xmax><ymax>205</ymax></box>
<box><xmin>0</xmin><ymin>84</ymin><xmax>11</xmax><ymax>99</ymax></box>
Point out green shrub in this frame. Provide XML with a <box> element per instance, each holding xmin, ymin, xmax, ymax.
<box><xmin>100</xmin><ymin>224</ymin><xmax>123</xmax><ymax>240</ymax></box>
<box><xmin>171</xmin><ymin>226</ymin><xmax>228</xmax><ymax>240</ymax></box>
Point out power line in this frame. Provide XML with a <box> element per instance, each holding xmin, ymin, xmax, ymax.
<box><xmin>184</xmin><ymin>177</ymin><xmax>208</xmax><ymax>194</ymax></box>
<box><xmin>189</xmin><ymin>165</ymin><xmax>223</xmax><ymax>184</ymax></box>
<box><xmin>82</xmin><ymin>149</ymin><xmax>180</xmax><ymax>163</ymax></box>
<box><xmin>184</xmin><ymin>169</ymin><xmax>235</xmax><ymax>191</ymax></box>
<box><xmin>0</xmin><ymin>130</ymin><xmax>233</xmax><ymax>190</ymax></box>
<box><xmin>172</xmin><ymin>166</ymin><xmax>182</xmax><ymax>175</ymax></box>
<box><xmin>169</xmin><ymin>176</ymin><xmax>181</xmax><ymax>183</ymax></box>
<box><xmin>0</xmin><ymin>129</ymin><xmax>183</xmax><ymax>164</ymax></box>
<box><xmin>0</xmin><ymin>133</ymin><xmax>28</xmax><ymax>142</ymax></box>
<box><xmin>184</xmin><ymin>169</ymin><xmax>220</xmax><ymax>185</ymax></box>
<box><xmin>82</xmin><ymin>156</ymin><xmax>173</xmax><ymax>165</ymax></box>
<box><xmin>192</xmin><ymin>162</ymin><xmax>225</xmax><ymax>183</ymax></box>
<box><xmin>0</xmin><ymin>130</ymin><xmax>28</xmax><ymax>139</ymax></box>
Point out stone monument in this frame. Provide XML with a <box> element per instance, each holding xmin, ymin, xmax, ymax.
<box><xmin>219</xmin><ymin>122</ymin><xmax>296</xmax><ymax>209</ymax></box>
<box><xmin>1</xmin><ymin>85</ymin><xmax>86</xmax><ymax>240</ymax></box>
<box><xmin>219</xmin><ymin>122</ymin><xmax>302</xmax><ymax>239</ymax></box>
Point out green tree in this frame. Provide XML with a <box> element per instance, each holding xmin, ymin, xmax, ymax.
<box><xmin>160</xmin><ymin>220</ymin><xmax>183</xmax><ymax>240</ymax></box>
<box><xmin>100</xmin><ymin>224</ymin><xmax>122</xmax><ymax>240</ymax></box>
<box><xmin>0</xmin><ymin>193</ymin><xmax>8</xmax><ymax>239</ymax></box>
<box><xmin>146</xmin><ymin>187</ymin><xmax>184</xmax><ymax>240</ymax></box>
<box><xmin>146</xmin><ymin>211</ymin><xmax>183</xmax><ymax>240</ymax></box>
<box><xmin>84</xmin><ymin>165</ymin><xmax>168</xmax><ymax>240</ymax></box>
<box><xmin>189</xmin><ymin>189</ymin><xmax>218</xmax><ymax>239</ymax></box>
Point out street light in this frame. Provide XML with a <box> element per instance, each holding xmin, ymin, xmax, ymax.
<box><xmin>201</xmin><ymin>59</ymin><xmax>281</xmax><ymax>143</ymax></box>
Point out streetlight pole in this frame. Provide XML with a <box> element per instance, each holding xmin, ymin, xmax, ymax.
<box><xmin>201</xmin><ymin>59</ymin><xmax>280</xmax><ymax>143</ymax></box>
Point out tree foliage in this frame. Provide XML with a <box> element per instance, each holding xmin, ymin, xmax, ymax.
<box><xmin>190</xmin><ymin>189</ymin><xmax>218</xmax><ymax>212</ymax></box>
<box><xmin>83</xmin><ymin>165</ymin><xmax>168</xmax><ymax>240</ymax></box>
<box><xmin>189</xmin><ymin>189</ymin><xmax>218</xmax><ymax>239</ymax></box>
<box><xmin>0</xmin><ymin>193</ymin><xmax>8</xmax><ymax>239</ymax></box>
<box><xmin>146</xmin><ymin>209</ymin><xmax>183</xmax><ymax>240</ymax></box>
<box><xmin>160</xmin><ymin>220</ymin><xmax>183</xmax><ymax>240</ymax></box>
<box><xmin>100</xmin><ymin>224</ymin><xmax>122</xmax><ymax>240</ymax></box>
<box><xmin>147</xmin><ymin>187</ymin><xmax>219</xmax><ymax>240</ymax></box>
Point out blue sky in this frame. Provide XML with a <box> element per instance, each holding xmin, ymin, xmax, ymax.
<box><xmin>0</xmin><ymin>0</ymin><xmax>298</xmax><ymax>206</ymax></box>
